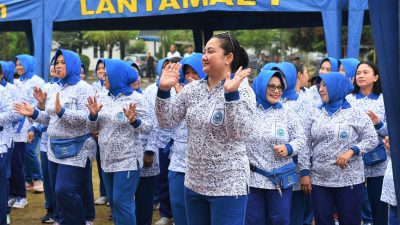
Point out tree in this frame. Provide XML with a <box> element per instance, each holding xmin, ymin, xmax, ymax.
<box><xmin>158</xmin><ymin>30</ymin><xmax>193</xmax><ymax>57</ymax></box>
<box><xmin>53</xmin><ymin>31</ymin><xmax>88</xmax><ymax>54</ymax></box>
<box><xmin>0</xmin><ymin>32</ymin><xmax>29</xmax><ymax>60</ymax></box>
<box><xmin>127</xmin><ymin>40</ymin><xmax>147</xmax><ymax>54</ymax></box>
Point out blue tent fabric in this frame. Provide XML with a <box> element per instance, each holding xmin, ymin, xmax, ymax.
<box><xmin>347</xmin><ymin>0</ymin><xmax>367</xmax><ymax>58</ymax></box>
<box><xmin>368</xmin><ymin>0</ymin><xmax>400</xmax><ymax>223</ymax></box>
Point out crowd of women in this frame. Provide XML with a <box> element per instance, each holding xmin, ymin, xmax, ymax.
<box><xmin>0</xmin><ymin>32</ymin><xmax>397</xmax><ymax>225</ymax></box>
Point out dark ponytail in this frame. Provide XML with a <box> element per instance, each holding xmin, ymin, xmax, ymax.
<box><xmin>213</xmin><ymin>32</ymin><xmax>249</xmax><ymax>72</ymax></box>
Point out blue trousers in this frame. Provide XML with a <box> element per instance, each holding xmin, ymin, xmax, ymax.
<box><xmin>366</xmin><ymin>176</ymin><xmax>388</xmax><ymax>224</ymax></box>
<box><xmin>312</xmin><ymin>184</ymin><xmax>363</xmax><ymax>225</ymax></box>
<box><xmin>81</xmin><ymin>163</ymin><xmax>95</xmax><ymax>222</ymax></box>
<box><xmin>10</xmin><ymin>142</ymin><xmax>26</xmax><ymax>198</ymax></box>
<box><xmin>169</xmin><ymin>171</ymin><xmax>187</xmax><ymax>225</ymax></box>
<box><xmin>135</xmin><ymin>176</ymin><xmax>156</xmax><ymax>225</ymax></box>
<box><xmin>157</xmin><ymin>148</ymin><xmax>172</xmax><ymax>218</ymax></box>
<box><xmin>361</xmin><ymin>183</ymin><xmax>373</xmax><ymax>223</ymax></box>
<box><xmin>95</xmin><ymin>144</ymin><xmax>106</xmax><ymax>197</ymax></box>
<box><xmin>0</xmin><ymin>154</ymin><xmax>7</xmax><ymax>225</ymax></box>
<box><xmin>185</xmin><ymin>187</ymin><xmax>248</xmax><ymax>225</ymax></box>
<box><xmin>24</xmin><ymin>133</ymin><xmax>42</xmax><ymax>182</ymax></box>
<box><xmin>303</xmin><ymin>194</ymin><xmax>313</xmax><ymax>225</ymax></box>
<box><xmin>4</xmin><ymin>149</ymin><xmax>12</xmax><ymax>215</ymax></box>
<box><xmin>246</xmin><ymin>187</ymin><xmax>292</xmax><ymax>225</ymax></box>
<box><xmin>48</xmin><ymin>160</ymin><xmax>92</xmax><ymax>225</ymax></box>
<box><xmin>40</xmin><ymin>151</ymin><xmax>55</xmax><ymax>211</ymax></box>
<box><xmin>390</xmin><ymin>205</ymin><xmax>399</xmax><ymax>225</ymax></box>
<box><xmin>290</xmin><ymin>190</ymin><xmax>306</xmax><ymax>225</ymax></box>
<box><xmin>103</xmin><ymin>169</ymin><xmax>140</xmax><ymax>225</ymax></box>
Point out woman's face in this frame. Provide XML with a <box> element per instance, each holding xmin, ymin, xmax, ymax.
<box><xmin>96</xmin><ymin>63</ymin><xmax>105</xmax><ymax>80</ymax></box>
<box><xmin>185</xmin><ymin>66</ymin><xmax>200</xmax><ymax>83</ymax></box>
<box><xmin>15</xmin><ymin>60</ymin><xmax>26</xmax><ymax>76</ymax></box>
<box><xmin>55</xmin><ymin>54</ymin><xmax>67</xmax><ymax>79</ymax></box>
<box><xmin>356</xmin><ymin>63</ymin><xmax>378</xmax><ymax>90</ymax></box>
<box><xmin>339</xmin><ymin>64</ymin><xmax>346</xmax><ymax>76</ymax></box>
<box><xmin>202</xmin><ymin>37</ymin><xmax>232</xmax><ymax>77</ymax></box>
<box><xmin>319</xmin><ymin>80</ymin><xmax>330</xmax><ymax>103</ymax></box>
<box><xmin>319</xmin><ymin>61</ymin><xmax>332</xmax><ymax>74</ymax></box>
<box><xmin>266</xmin><ymin>76</ymin><xmax>283</xmax><ymax>104</ymax></box>
<box><xmin>104</xmin><ymin>72</ymin><xmax>110</xmax><ymax>90</ymax></box>
<box><xmin>131</xmin><ymin>75</ymin><xmax>141</xmax><ymax>90</ymax></box>
<box><xmin>80</xmin><ymin>67</ymin><xmax>85</xmax><ymax>80</ymax></box>
<box><xmin>49</xmin><ymin>65</ymin><xmax>56</xmax><ymax>78</ymax></box>
<box><xmin>298</xmin><ymin>67</ymin><xmax>309</xmax><ymax>88</ymax></box>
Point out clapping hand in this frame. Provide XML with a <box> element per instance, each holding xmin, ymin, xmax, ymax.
<box><xmin>366</xmin><ymin>110</ymin><xmax>380</xmax><ymax>125</ymax></box>
<box><xmin>159</xmin><ymin>63</ymin><xmax>182</xmax><ymax>91</ymax></box>
<box><xmin>123</xmin><ymin>103</ymin><xmax>137</xmax><ymax>124</ymax></box>
<box><xmin>13</xmin><ymin>102</ymin><xmax>35</xmax><ymax>117</ymax></box>
<box><xmin>33</xmin><ymin>87</ymin><xmax>47</xmax><ymax>110</ymax></box>
<box><xmin>224</xmin><ymin>66</ymin><xmax>251</xmax><ymax>93</ymax></box>
<box><xmin>86</xmin><ymin>96</ymin><xmax>103</xmax><ymax>117</ymax></box>
<box><xmin>274</xmin><ymin>144</ymin><xmax>288</xmax><ymax>158</ymax></box>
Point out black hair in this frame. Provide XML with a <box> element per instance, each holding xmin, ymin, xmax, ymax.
<box><xmin>213</xmin><ymin>32</ymin><xmax>248</xmax><ymax>72</ymax></box>
<box><xmin>168</xmin><ymin>57</ymin><xmax>181</xmax><ymax>64</ymax></box>
<box><xmin>294</xmin><ymin>63</ymin><xmax>305</xmax><ymax>74</ymax></box>
<box><xmin>0</xmin><ymin>63</ymin><xmax>2</xmax><ymax>76</ymax></box>
<box><xmin>310</xmin><ymin>76</ymin><xmax>318</xmax><ymax>86</ymax></box>
<box><xmin>131</xmin><ymin>63</ymin><xmax>141</xmax><ymax>77</ymax></box>
<box><xmin>352</xmin><ymin>61</ymin><xmax>382</xmax><ymax>95</ymax></box>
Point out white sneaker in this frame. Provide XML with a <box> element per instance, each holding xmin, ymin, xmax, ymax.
<box><xmin>155</xmin><ymin>217</ymin><xmax>174</xmax><ymax>225</ymax></box>
<box><xmin>7</xmin><ymin>197</ymin><xmax>16</xmax><ymax>207</ymax></box>
<box><xmin>94</xmin><ymin>196</ymin><xmax>107</xmax><ymax>205</ymax></box>
<box><xmin>12</xmin><ymin>197</ymin><xmax>28</xmax><ymax>208</ymax></box>
<box><xmin>6</xmin><ymin>214</ymin><xmax>10</xmax><ymax>224</ymax></box>
<box><xmin>86</xmin><ymin>221</ymin><xmax>94</xmax><ymax>225</ymax></box>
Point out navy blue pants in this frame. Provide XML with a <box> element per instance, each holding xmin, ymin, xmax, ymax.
<box><xmin>361</xmin><ymin>183</ymin><xmax>373</xmax><ymax>223</ymax></box>
<box><xmin>0</xmin><ymin>153</ymin><xmax>7</xmax><ymax>225</ymax></box>
<box><xmin>303</xmin><ymin>194</ymin><xmax>313</xmax><ymax>225</ymax></box>
<box><xmin>157</xmin><ymin>148</ymin><xmax>172</xmax><ymax>218</ymax></box>
<box><xmin>81</xmin><ymin>163</ymin><xmax>95</xmax><ymax>222</ymax></box>
<box><xmin>290</xmin><ymin>190</ymin><xmax>307</xmax><ymax>225</ymax></box>
<box><xmin>95</xmin><ymin>144</ymin><xmax>106</xmax><ymax>197</ymax></box>
<box><xmin>169</xmin><ymin>171</ymin><xmax>187</xmax><ymax>225</ymax></box>
<box><xmin>366</xmin><ymin>176</ymin><xmax>388</xmax><ymax>225</ymax></box>
<box><xmin>312</xmin><ymin>184</ymin><xmax>363</xmax><ymax>225</ymax></box>
<box><xmin>103</xmin><ymin>169</ymin><xmax>140</xmax><ymax>225</ymax></box>
<box><xmin>390</xmin><ymin>205</ymin><xmax>399</xmax><ymax>225</ymax></box>
<box><xmin>48</xmin><ymin>160</ymin><xmax>92</xmax><ymax>225</ymax></box>
<box><xmin>135</xmin><ymin>176</ymin><xmax>156</xmax><ymax>225</ymax></box>
<box><xmin>24</xmin><ymin>133</ymin><xmax>42</xmax><ymax>182</ymax></box>
<box><xmin>185</xmin><ymin>187</ymin><xmax>247</xmax><ymax>225</ymax></box>
<box><xmin>40</xmin><ymin>151</ymin><xmax>55</xmax><ymax>211</ymax></box>
<box><xmin>246</xmin><ymin>187</ymin><xmax>292</xmax><ymax>225</ymax></box>
<box><xmin>10</xmin><ymin>142</ymin><xmax>26</xmax><ymax>198</ymax></box>
<box><xmin>4</xmin><ymin>149</ymin><xmax>12</xmax><ymax>215</ymax></box>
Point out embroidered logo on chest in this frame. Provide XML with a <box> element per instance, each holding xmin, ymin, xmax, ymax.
<box><xmin>115</xmin><ymin>111</ymin><xmax>125</xmax><ymax>123</ymax></box>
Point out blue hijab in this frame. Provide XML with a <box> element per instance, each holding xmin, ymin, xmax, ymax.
<box><xmin>156</xmin><ymin>58</ymin><xmax>169</xmax><ymax>86</ymax></box>
<box><xmin>15</xmin><ymin>54</ymin><xmax>35</xmax><ymax>81</ymax></box>
<box><xmin>0</xmin><ymin>61</ymin><xmax>15</xmax><ymax>85</ymax></box>
<box><xmin>252</xmin><ymin>70</ymin><xmax>286</xmax><ymax>110</ymax></box>
<box><xmin>262</xmin><ymin>62</ymin><xmax>278</xmax><ymax>71</ymax></box>
<box><xmin>95</xmin><ymin>58</ymin><xmax>105</xmax><ymax>86</ymax></box>
<box><xmin>54</xmin><ymin>49</ymin><xmax>81</xmax><ymax>86</ymax></box>
<box><xmin>320</xmin><ymin>57</ymin><xmax>339</xmax><ymax>72</ymax></box>
<box><xmin>317</xmin><ymin>72</ymin><xmax>354</xmax><ymax>116</ymax></box>
<box><xmin>339</xmin><ymin>58</ymin><xmax>360</xmax><ymax>79</ymax></box>
<box><xmin>273</xmin><ymin>62</ymin><xmax>298</xmax><ymax>101</ymax></box>
<box><xmin>101</xmin><ymin>59</ymin><xmax>138</xmax><ymax>97</ymax></box>
<box><xmin>181</xmin><ymin>53</ymin><xmax>206</xmax><ymax>84</ymax></box>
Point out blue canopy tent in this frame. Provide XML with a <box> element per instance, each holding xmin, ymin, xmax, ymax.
<box><xmin>0</xmin><ymin>0</ymin><xmax>43</xmax><ymax>75</ymax></box>
<box><xmin>368</xmin><ymin>0</ymin><xmax>400</xmax><ymax>222</ymax></box>
<box><xmin>40</xmin><ymin>0</ymin><xmax>369</xmax><ymax>80</ymax></box>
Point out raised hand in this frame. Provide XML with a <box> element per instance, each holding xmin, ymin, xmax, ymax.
<box><xmin>174</xmin><ymin>82</ymin><xmax>184</xmax><ymax>94</ymax></box>
<box><xmin>55</xmin><ymin>92</ymin><xmax>62</xmax><ymax>115</ymax></box>
<box><xmin>159</xmin><ymin>63</ymin><xmax>182</xmax><ymax>91</ymax></box>
<box><xmin>366</xmin><ymin>110</ymin><xmax>380</xmax><ymax>125</ymax></box>
<box><xmin>13</xmin><ymin>102</ymin><xmax>35</xmax><ymax>117</ymax></box>
<box><xmin>274</xmin><ymin>144</ymin><xmax>288</xmax><ymax>158</ymax></box>
<box><xmin>123</xmin><ymin>103</ymin><xmax>137</xmax><ymax>124</ymax></box>
<box><xmin>86</xmin><ymin>96</ymin><xmax>103</xmax><ymax>117</ymax></box>
<box><xmin>224</xmin><ymin>66</ymin><xmax>251</xmax><ymax>93</ymax></box>
<box><xmin>33</xmin><ymin>87</ymin><xmax>47</xmax><ymax>110</ymax></box>
<box><xmin>383</xmin><ymin>136</ymin><xmax>390</xmax><ymax>151</ymax></box>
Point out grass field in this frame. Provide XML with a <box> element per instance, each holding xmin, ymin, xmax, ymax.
<box><xmin>9</xmin><ymin>160</ymin><xmax>160</xmax><ymax>225</ymax></box>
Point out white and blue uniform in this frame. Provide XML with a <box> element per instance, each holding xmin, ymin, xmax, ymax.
<box><xmin>299</xmin><ymin>72</ymin><xmax>378</xmax><ymax>225</ymax></box>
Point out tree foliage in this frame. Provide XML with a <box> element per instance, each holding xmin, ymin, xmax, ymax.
<box><xmin>0</xmin><ymin>32</ymin><xmax>29</xmax><ymax>60</ymax></box>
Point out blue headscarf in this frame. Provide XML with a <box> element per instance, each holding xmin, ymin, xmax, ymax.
<box><xmin>262</xmin><ymin>62</ymin><xmax>278</xmax><ymax>71</ymax></box>
<box><xmin>339</xmin><ymin>58</ymin><xmax>360</xmax><ymax>79</ymax></box>
<box><xmin>100</xmin><ymin>59</ymin><xmax>138</xmax><ymax>97</ymax></box>
<box><xmin>0</xmin><ymin>61</ymin><xmax>15</xmax><ymax>85</ymax></box>
<box><xmin>273</xmin><ymin>62</ymin><xmax>298</xmax><ymax>101</ymax></box>
<box><xmin>53</xmin><ymin>49</ymin><xmax>81</xmax><ymax>86</ymax></box>
<box><xmin>317</xmin><ymin>72</ymin><xmax>354</xmax><ymax>116</ymax></box>
<box><xmin>252</xmin><ymin>70</ymin><xmax>286</xmax><ymax>110</ymax></box>
<box><xmin>181</xmin><ymin>53</ymin><xmax>206</xmax><ymax>84</ymax></box>
<box><xmin>15</xmin><ymin>54</ymin><xmax>35</xmax><ymax>81</ymax></box>
<box><xmin>320</xmin><ymin>57</ymin><xmax>339</xmax><ymax>72</ymax></box>
<box><xmin>95</xmin><ymin>58</ymin><xmax>105</xmax><ymax>86</ymax></box>
<box><xmin>156</xmin><ymin>58</ymin><xmax>169</xmax><ymax>86</ymax></box>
